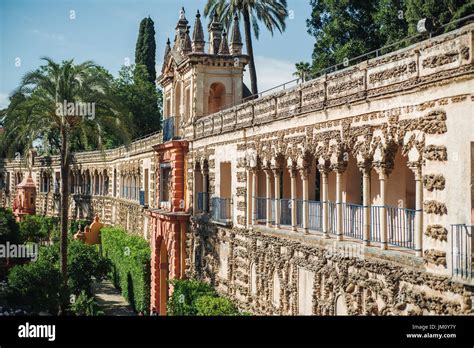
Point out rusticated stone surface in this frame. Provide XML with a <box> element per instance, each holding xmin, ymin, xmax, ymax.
<box><xmin>424</xmin><ymin>145</ymin><xmax>448</xmax><ymax>161</ymax></box>
<box><xmin>424</xmin><ymin>200</ymin><xmax>448</xmax><ymax>215</ymax></box>
<box><xmin>424</xmin><ymin>249</ymin><xmax>447</xmax><ymax>267</ymax></box>
<box><xmin>423</xmin><ymin>174</ymin><xmax>446</xmax><ymax>191</ymax></box>
<box><xmin>187</xmin><ymin>221</ymin><xmax>473</xmax><ymax>315</ymax></box>
<box><xmin>425</xmin><ymin>225</ymin><xmax>448</xmax><ymax>242</ymax></box>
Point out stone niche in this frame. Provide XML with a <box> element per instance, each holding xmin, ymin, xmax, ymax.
<box><xmin>298</xmin><ymin>267</ymin><xmax>314</xmax><ymax>315</ymax></box>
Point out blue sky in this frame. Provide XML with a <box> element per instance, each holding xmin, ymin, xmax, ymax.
<box><xmin>0</xmin><ymin>0</ymin><xmax>314</xmax><ymax>109</ymax></box>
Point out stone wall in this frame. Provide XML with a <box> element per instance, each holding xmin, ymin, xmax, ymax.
<box><xmin>187</xmin><ymin>221</ymin><xmax>473</xmax><ymax>315</ymax></box>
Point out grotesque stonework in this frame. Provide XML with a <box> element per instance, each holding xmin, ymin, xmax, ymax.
<box><xmin>424</xmin><ymin>200</ymin><xmax>448</xmax><ymax>215</ymax></box>
<box><xmin>425</xmin><ymin>225</ymin><xmax>449</xmax><ymax>242</ymax></box>
<box><xmin>424</xmin><ymin>249</ymin><xmax>447</xmax><ymax>267</ymax></box>
<box><xmin>423</xmin><ymin>174</ymin><xmax>446</xmax><ymax>191</ymax></box>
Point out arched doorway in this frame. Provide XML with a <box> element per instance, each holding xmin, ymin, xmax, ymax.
<box><xmin>208</xmin><ymin>82</ymin><xmax>226</xmax><ymax>114</ymax></box>
<box><xmin>159</xmin><ymin>241</ymin><xmax>169</xmax><ymax>315</ymax></box>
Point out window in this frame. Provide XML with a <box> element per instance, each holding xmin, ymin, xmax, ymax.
<box><xmin>160</xmin><ymin>164</ymin><xmax>172</xmax><ymax>204</ymax></box>
<box><xmin>144</xmin><ymin>168</ymin><xmax>149</xmax><ymax>206</ymax></box>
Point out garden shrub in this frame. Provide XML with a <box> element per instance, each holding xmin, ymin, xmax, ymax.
<box><xmin>195</xmin><ymin>295</ymin><xmax>240</xmax><ymax>316</ymax></box>
<box><xmin>6</xmin><ymin>259</ymin><xmax>63</xmax><ymax>314</ymax></box>
<box><xmin>38</xmin><ymin>240</ymin><xmax>110</xmax><ymax>295</ymax></box>
<box><xmin>101</xmin><ymin>227</ymin><xmax>150</xmax><ymax>314</ymax></box>
<box><xmin>19</xmin><ymin>215</ymin><xmax>59</xmax><ymax>242</ymax></box>
<box><xmin>0</xmin><ymin>208</ymin><xmax>21</xmax><ymax>244</ymax></box>
<box><xmin>167</xmin><ymin>279</ymin><xmax>217</xmax><ymax>316</ymax></box>
<box><xmin>70</xmin><ymin>290</ymin><xmax>104</xmax><ymax>316</ymax></box>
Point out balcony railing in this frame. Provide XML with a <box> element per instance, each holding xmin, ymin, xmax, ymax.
<box><xmin>308</xmin><ymin>200</ymin><xmax>323</xmax><ymax>232</ymax></box>
<box><xmin>342</xmin><ymin>203</ymin><xmax>364</xmax><ymax>240</ymax></box>
<box><xmin>256</xmin><ymin>197</ymin><xmax>267</xmax><ymax>223</ymax></box>
<box><xmin>163</xmin><ymin>116</ymin><xmax>175</xmax><ymax>142</ymax></box>
<box><xmin>451</xmin><ymin>224</ymin><xmax>473</xmax><ymax>283</ymax></box>
<box><xmin>280</xmin><ymin>199</ymin><xmax>292</xmax><ymax>226</ymax></box>
<box><xmin>211</xmin><ymin>197</ymin><xmax>232</xmax><ymax>225</ymax></box>
<box><xmin>370</xmin><ymin>206</ymin><xmax>415</xmax><ymax>248</ymax></box>
<box><xmin>197</xmin><ymin>192</ymin><xmax>209</xmax><ymax>213</ymax></box>
<box><xmin>296</xmin><ymin>200</ymin><xmax>303</xmax><ymax>228</ymax></box>
<box><xmin>387</xmin><ymin>206</ymin><xmax>415</xmax><ymax>249</ymax></box>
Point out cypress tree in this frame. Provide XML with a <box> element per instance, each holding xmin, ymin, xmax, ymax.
<box><xmin>135</xmin><ymin>17</ymin><xmax>157</xmax><ymax>84</ymax></box>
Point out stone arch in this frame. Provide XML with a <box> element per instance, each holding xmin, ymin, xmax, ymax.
<box><xmin>208</xmin><ymin>82</ymin><xmax>226</xmax><ymax>114</ymax></box>
<box><xmin>335</xmin><ymin>293</ymin><xmax>349</xmax><ymax>316</ymax></box>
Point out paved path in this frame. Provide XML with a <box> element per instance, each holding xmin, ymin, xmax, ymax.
<box><xmin>92</xmin><ymin>280</ymin><xmax>136</xmax><ymax>316</ymax></box>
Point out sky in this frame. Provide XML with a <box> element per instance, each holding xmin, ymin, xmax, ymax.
<box><xmin>0</xmin><ymin>0</ymin><xmax>314</xmax><ymax>109</ymax></box>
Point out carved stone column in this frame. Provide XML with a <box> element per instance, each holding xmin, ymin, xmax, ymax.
<box><xmin>272</xmin><ymin>167</ymin><xmax>282</xmax><ymax>230</ymax></box>
<box><xmin>246</xmin><ymin>167</ymin><xmax>252</xmax><ymax>228</ymax></box>
<box><xmin>374</xmin><ymin>163</ymin><xmax>392</xmax><ymax>250</ymax></box>
<box><xmin>289</xmin><ymin>167</ymin><xmax>298</xmax><ymax>232</ymax></box>
<box><xmin>300</xmin><ymin>167</ymin><xmax>310</xmax><ymax>234</ymax></box>
<box><xmin>251</xmin><ymin>168</ymin><xmax>258</xmax><ymax>227</ymax></box>
<box><xmin>192</xmin><ymin>167</ymin><xmax>198</xmax><ymax>216</ymax></box>
<box><xmin>358</xmin><ymin>161</ymin><xmax>372</xmax><ymax>246</ymax></box>
<box><xmin>332</xmin><ymin>163</ymin><xmax>347</xmax><ymax>241</ymax></box>
<box><xmin>264</xmin><ymin>168</ymin><xmax>273</xmax><ymax>228</ymax></box>
<box><xmin>409</xmin><ymin>162</ymin><xmax>423</xmax><ymax>257</ymax></box>
<box><xmin>318</xmin><ymin>164</ymin><xmax>330</xmax><ymax>238</ymax></box>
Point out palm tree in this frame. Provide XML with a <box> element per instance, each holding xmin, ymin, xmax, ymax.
<box><xmin>293</xmin><ymin>62</ymin><xmax>312</xmax><ymax>82</ymax></box>
<box><xmin>2</xmin><ymin>58</ymin><xmax>131</xmax><ymax>288</ymax></box>
<box><xmin>204</xmin><ymin>0</ymin><xmax>289</xmax><ymax>95</ymax></box>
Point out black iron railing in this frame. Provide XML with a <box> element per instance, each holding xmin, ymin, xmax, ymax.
<box><xmin>163</xmin><ymin>117</ymin><xmax>175</xmax><ymax>142</ymax></box>
<box><xmin>451</xmin><ymin>224</ymin><xmax>473</xmax><ymax>282</ymax></box>
<box><xmin>197</xmin><ymin>192</ymin><xmax>209</xmax><ymax>213</ymax></box>
<box><xmin>211</xmin><ymin>197</ymin><xmax>232</xmax><ymax>224</ymax></box>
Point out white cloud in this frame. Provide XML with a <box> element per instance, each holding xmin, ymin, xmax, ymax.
<box><xmin>244</xmin><ymin>55</ymin><xmax>296</xmax><ymax>94</ymax></box>
<box><xmin>0</xmin><ymin>94</ymin><xmax>9</xmax><ymax>110</ymax></box>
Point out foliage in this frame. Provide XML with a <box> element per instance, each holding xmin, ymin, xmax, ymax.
<box><xmin>38</xmin><ymin>240</ymin><xmax>110</xmax><ymax>295</ymax></box>
<box><xmin>204</xmin><ymin>0</ymin><xmax>289</xmax><ymax>94</ymax></box>
<box><xmin>167</xmin><ymin>279</ymin><xmax>217</xmax><ymax>316</ymax></box>
<box><xmin>304</xmin><ymin>0</ymin><xmax>474</xmax><ymax>75</ymax></box>
<box><xmin>195</xmin><ymin>295</ymin><xmax>240</xmax><ymax>316</ymax></box>
<box><xmin>0</xmin><ymin>208</ymin><xmax>21</xmax><ymax>244</ymax></box>
<box><xmin>6</xmin><ymin>259</ymin><xmax>63</xmax><ymax>314</ymax></box>
<box><xmin>101</xmin><ymin>227</ymin><xmax>150</xmax><ymax>314</ymax></box>
<box><xmin>168</xmin><ymin>279</ymin><xmax>246</xmax><ymax>316</ymax></box>
<box><xmin>113</xmin><ymin>64</ymin><xmax>162</xmax><ymax>138</ymax></box>
<box><xmin>70</xmin><ymin>290</ymin><xmax>104</xmax><ymax>316</ymax></box>
<box><xmin>1</xmin><ymin>58</ymin><xmax>132</xmax><ymax>282</ymax></box>
<box><xmin>19</xmin><ymin>215</ymin><xmax>59</xmax><ymax>242</ymax></box>
<box><xmin>69</xmin><ymin>219</ymin><xmax>91</xmax><ymax>235</ymax></box>
<box><xmin>67</xmin><ymin>240</ymin><xmax>110</xmax><ymax>295</ymax></box>
<box><xmin>135</xmin><ymin>17</ymin><xmax>157</xmax><ymax>84</ymax></box>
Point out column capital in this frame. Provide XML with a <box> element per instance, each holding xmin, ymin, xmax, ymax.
<box><xmin>298</xmin><ymin>166</ymin><xmax>311</xmax><ymax>179</ymax></box>
<box><xmin>330</xmin><ymin>161</ymin><xmax>347</xmax><ymax>174</ymax></box>
<box><xmin>357</xmin><ymin>160</ymin><xmax>372</xmax><ymax>174</ymax></box>
<box><xmin>288</xmin><ymin>166</ymin><xmax>298</xmax><ymax>178</ymax></box>
<box><xmin>317</xmin><ymin>163</ymin><xmax>330</xmax><ymax>174</ymax></box>
<box><xmin>407</xmin><ymin>161</ymin><xmax>422</xmax><ymax>178</ymax></box>
<box><xmin>271</xmin><ymin>166</ymin><xmax>283</xmax><ymax>176</ymax></box>
<box><xmin>372</xmin><ymin>161</ymin><xmax>393</xmax><ymax>177</ymax></box>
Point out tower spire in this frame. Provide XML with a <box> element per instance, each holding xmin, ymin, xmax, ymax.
<box><xmin>218</xmin><ymin>29</ymin><xmax>230</xmax><ymax>55</ymax></box>
<box><xmin>209</xmin><ymin>11</ymin><xmax>223</xmax><ymax>55</ymax></box>
<box><xmin>230</xmin><ymin>15</ymin><xmax>243</xmax><ymax>55</ymax></box>
<box><xmin>192</xmin><ymin>10</ymin><xmax>205</xmax><ymax>53</ymax></box>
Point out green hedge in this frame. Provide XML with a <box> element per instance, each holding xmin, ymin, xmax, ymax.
<box><xmin>168</xmin><ymin>279</ymin><xmax>244</xmax><ymax>316</ymax></box>
<box><xmin>101</xmin><ymin>227</ymin><xmax>150</xmax><ymax>314</ymax></box>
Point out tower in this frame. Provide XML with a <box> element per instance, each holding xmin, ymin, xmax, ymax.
<box><xmin>158</xmin><ymin>8</ymin><xmax>249</xmax><ymax>139</ymax></box>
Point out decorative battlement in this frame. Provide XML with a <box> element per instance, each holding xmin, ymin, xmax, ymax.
<box><xmin>193</xmin><ymin>23</ymin><xmax>473</xmax><ymax>140</ymax></box>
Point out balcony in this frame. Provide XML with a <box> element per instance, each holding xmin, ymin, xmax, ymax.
<box><xmin>451</xmin><ymin>224</ymin><xmax>473</xmax><ymax>283</ymax></box>
<box><xmin>211</xmin><ymin>197</ymin><xmax>232</xmax><ymax>225</ymax></box>
<box><xmin>163</xmin><ymin>116</ymin><xmax>175</xmax><ymax>142</ymax></box>
<box><xmin>197</xmin><ymin>192</ymin><xmax>209</xmax><ymax>213</ymax></box>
